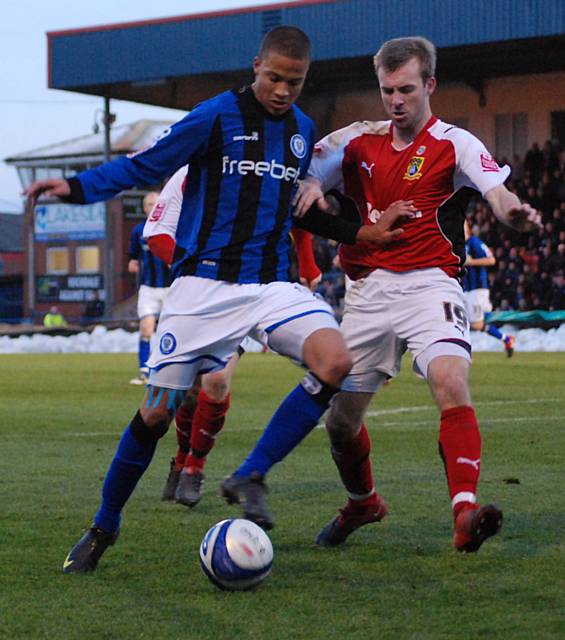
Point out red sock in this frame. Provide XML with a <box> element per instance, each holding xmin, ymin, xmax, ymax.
<box><xmin>438</xmin><ymin>405</ymin><xmax>482</xmax><ymax>518</ymax></box>
<box><xmin>184</xmin><ymin>391</ymin><xmax>231</xmax><ymax>472</ymax></box>
<box><xmin>174</xmin><ymin>401</ymin><xmax>196</xmax><ymax>469</ymax></box>
<box><xmin>331</xmin><ymin>423</ymin><xmax>377</xmax><ymax>507</ymax></box>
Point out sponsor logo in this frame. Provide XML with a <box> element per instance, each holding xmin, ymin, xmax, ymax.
<box><xmin>480</xmin><ymin>153</ymin><xmax>500</xmax><ymax>172</ymax></box>
<box><xmin>366</xmin><ymin>202</ymin><xmax>422</xmax><ymax>224</ymax></box>
<box><xmin>416</xmin><ymin>145</ymin><xmax>426</xmax><ymax>155</ymax></box>
<box><xmin>148</xmin><ymin>201</ymin><xmax>166</xmax><ymax>222</ymax></box>
<box><xmin>159</xmin><ymin>332</ymin><xmax>177</xmax><ymax>355</ymax></box>
<box><xmin>456</xmin><ymin>456</ymin><xmax>481</xmax><ymax>471</ymax></box>
<box><xmin>233</xmin><ymin>131</ymin><xmax>259</xmax><ymax>142</ymax></box>
<box><xmin>361</xmin><ymin>161</ymin><xmax>375</xmax><ymax>178</ymax></box>
<box><xmin>222</xmin><ymin>156</ymin><xmax>299</xmax><ymax>183</ymax></box>
<box><xmin>403</xmin><ymin>156</ymin><xmax>425</xmax><ymax>181</ymax></box>
<box><xmin>313</xmin><ymin>143</ymin><xmax>323</xmax><ymax>154</ymax></box>
<box><xmin>290</xmin><ymin>134</ymin><xmax>307</xmax><ymax>159</ymax></box>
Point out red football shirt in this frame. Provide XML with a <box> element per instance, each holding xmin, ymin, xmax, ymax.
<box><xmin>309</xmin><ymin>116</ymin><xmax>510</xmax><ymax>279</ymax></box>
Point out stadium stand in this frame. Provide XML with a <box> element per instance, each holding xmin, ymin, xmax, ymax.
<box><xmin>314</xmin><ymin>140</ymin><xmax>565</xmax><ymax>316</ymax></box>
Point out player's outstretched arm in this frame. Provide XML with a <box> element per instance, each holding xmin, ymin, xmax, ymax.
<box><xmin>485</xmin><ymin>185</ymin><xmax>542</xmax><ymax>232</ymax></box>
<box><xmin>24</xmin><ymin>178</ymin><xmax>70</xmax><ymax>203</ymax></box>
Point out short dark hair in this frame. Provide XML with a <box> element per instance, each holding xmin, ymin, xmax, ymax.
<box><xmin>258</xmin><ymin>26</ymin><xmax>311</xmax><ymax>61</ymax></box>
<box><xmin>374</xmin><ymin>36</ymin><xmax>436</xmax><ymax>82</ymax></box>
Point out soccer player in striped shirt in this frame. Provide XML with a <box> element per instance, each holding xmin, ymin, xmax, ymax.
<box><xmin>27</xmin><ymin>26</ymin><xmax>407</xmax><ymax>572</ymax></box>
<box><xmin>463</xmin><ymin>220</ymin><xmax>515</xmax><ymax>357</ymax></box>
<box><xmin>127</xmin><ymin>191</ymin><xmax>171</xmax><ymax>385</ymax></box>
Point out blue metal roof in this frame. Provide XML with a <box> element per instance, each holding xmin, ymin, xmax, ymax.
<box><xmin>48</xmin><ymin>0</ymin><xmax>565</xmax><ymax>91</ymax></box>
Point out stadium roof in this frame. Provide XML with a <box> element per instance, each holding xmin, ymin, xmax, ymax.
<box><xmin>47</xmin><ymin>0</ymin><xmax>565</xmax><ymax>109</ymax></box>
<box><xmin>5</xmin><ymin>120</ymin><xmax>173</xmax><ymax>168</ymax></box>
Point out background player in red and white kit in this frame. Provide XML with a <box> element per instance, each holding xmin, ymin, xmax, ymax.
<box><xmin>144</xmin><ymin>166</ymin><xmax>323</xmax><ymax>509</ymax></box>
<box><xmin>295</xmin><ymin>36</ymin><xmax>541</xmax><ymax>552</ymax></box>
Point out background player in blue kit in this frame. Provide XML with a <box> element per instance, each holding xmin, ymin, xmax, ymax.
<box><xmin>27</xmin><ymin>26</ymin><xmax>406</xmax><ymax>573</ymax></box>
<box><xmin>128</xmin><ymin>191</ymin><xmax>171</xmax><ymax>384</ymax></box>
<box><xmin>463</xmin><ymin>220</ymin><xmax>515</xmax><ymax>356</ymax></box>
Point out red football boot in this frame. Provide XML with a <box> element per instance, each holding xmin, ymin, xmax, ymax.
<box><xmin>316</xmin><ymin>496</ymin><xmax>388</xmax><ymax>546</ymax></box>
<box><xmin>454</xmin><ymin>503</ymin><xmax>503</xmax><ymax>552</ymax></box>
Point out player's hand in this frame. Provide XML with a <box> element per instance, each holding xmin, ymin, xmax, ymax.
<box><xmin>356</xmin><ymin>200</ymin><xmax>417</xmax><ymax>245</ymax></box>
<box><xmin>24</xmin><ymin>178</ymin><xmax>71</xmax><ymax>204</ymax></box>
<box><xmin>506</xmin><ymin>203</ymin><xmax>542</xmax><ymax>232</ymax></box>
<box><xmin>300</xmin><ymin>273</ymin><xmax>322</xmax><ymax>292</ymax></box>
<box><xmin>293</xmin><ymin>177</ymin><xmax>327</xmax><ymax>217</ymax></box>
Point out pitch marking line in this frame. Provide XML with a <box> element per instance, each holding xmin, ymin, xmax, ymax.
<box><xmin>366</xmin><ymin>397</ymin><xmax>563</xmax><ymax>418</ymax></box>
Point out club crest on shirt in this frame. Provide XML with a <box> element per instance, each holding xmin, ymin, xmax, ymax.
<box><xmin>403</xmin><ymin>156</ymin><xmax>425</xmax><ymax>181</ymax></box>
<box><xmin>290</xmin><ymin>134</ymin><xmax>307</xmax><ymax>159</ymax></box>
<box><xmin>159</xmin><ymin>332</ymin><xmax>177</xmax><ymax>355</ymax></box>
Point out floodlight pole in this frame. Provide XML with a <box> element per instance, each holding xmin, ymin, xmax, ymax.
<box><xmin>102</xmin><ymin>96</ymin><xmax>113</xmax><ymax>317</ymax></box>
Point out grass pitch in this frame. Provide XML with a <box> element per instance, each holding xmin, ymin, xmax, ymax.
<box><xmin>1</xmin><ymin>352</ymin><xmax>564</xmax><ymax>639</ymax></box>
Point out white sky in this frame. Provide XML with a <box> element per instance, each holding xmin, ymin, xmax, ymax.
<box><xmin>1</xmin><ymin>0</ymin><xmax>300</xmax><ymax>212</ymax></box>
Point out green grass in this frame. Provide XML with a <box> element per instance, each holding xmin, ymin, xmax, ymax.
<box><xmin>1</xmin><ymin>352</ymin><xmax>564</xmax><ymax>639</ymax></box>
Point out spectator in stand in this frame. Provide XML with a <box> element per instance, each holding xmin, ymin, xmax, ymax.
<box><xmin>511</xmin><ymin>154</ymin><xmax>524</xmax><ymax>182</ymax></box>
<box><xmin>548</xmin><ymin>271</ymin><xmax>565</xmax><ymax>311</ymax></box>
<box><xmin>541</xmin><ymin>140</ymin><xmax>559</xmax><ymax>174</ymax></box>
<box><xmin>84</xmin><ymin>291</ymin><xmax>105</xmax><ymax>323</ymax></box>
<box><xmin>524</xmin><ymin>142</ymin><xmax>543</xmax><ymax>182</ymax></box>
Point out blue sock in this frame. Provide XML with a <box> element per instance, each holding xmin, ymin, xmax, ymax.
<box><xmin>486</xmin><ymin>325</ymin><xmax>504</xmax><ymax>341</ymax></box>
<box><xmin>138</xmin><ymin>337</ymin><xmax>151</xmax><ymax>370</ymax></box>
<box><xmin>94</xmin><ymin>422</ymin><xmax>157</xmax><ymax>533</ymax></box>
<box><xmin>236</xmin><ymin>376</ymin><xmax>336</xmax><ymax>477</ymax></box>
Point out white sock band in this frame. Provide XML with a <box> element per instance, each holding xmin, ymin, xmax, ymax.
<box><xmin>452</xmin><ymin>491</ymin><xmax>477</xmax><ymax>508</ymax></box>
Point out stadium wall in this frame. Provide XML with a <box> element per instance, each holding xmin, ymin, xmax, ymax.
<box><xmin>306</xmin><ymin>71</ymin><xmax>565</xmax><ymax>153</ymax></box>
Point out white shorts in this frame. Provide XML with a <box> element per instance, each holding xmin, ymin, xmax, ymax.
<box><xmin>147</xmin><ymin>276</ymin><xmax>338</xmax><ymax>389</ymax></box>
<box><xmin>464</xmin><ymin>289</ymin><xmax>492</xmax><ymax>324</ymax></box>
<box><xmin>137</xmin><ymin>285</ymin><xmax>169</xmax><ymax>319</ymax></box>
<box><xmin>340</xmin><ymin>268</ymin><xmax>471</xmax><ymax>392</ymax></box>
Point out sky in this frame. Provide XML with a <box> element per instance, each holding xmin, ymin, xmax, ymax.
<box><xmin>1</xmin><ymin>0</ymin><xmax>301</xmax><ymax>213</ymax></box>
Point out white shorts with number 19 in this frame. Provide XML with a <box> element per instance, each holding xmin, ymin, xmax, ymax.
<box><xmin>340</xmin><ymin>268</ymin><xmax>471</xmax><ymax>393</ymax></box>
<box><xmin>147</xmin><ymin>275</ymin><xmax>338</xmax><ymax>390</ymax></box>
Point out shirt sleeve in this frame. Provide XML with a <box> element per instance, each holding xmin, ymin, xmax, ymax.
<box><xmin>450</xmin><ymin>129</ymin><xmax>511</xmax><ymax>196</ymax></box>
<box><xmin>307</xmin><ymin>122</ymin><xmax>370</xmax><ymax>191</ymax></box>
<box><xmin>143</xmin><ymin>166</ymin><xmax>188</xmax><ymax>241</ymax></box>
<box><xmin>75</xmin><ymin>101</ymin><xmax>217</xmax><ymax>204</ymax></box>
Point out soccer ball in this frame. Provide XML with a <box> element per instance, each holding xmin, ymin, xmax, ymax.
<box><xmin>199</xmin><ymin>518</ymin><xmax>273</xmax><ymax>591</ymax></box>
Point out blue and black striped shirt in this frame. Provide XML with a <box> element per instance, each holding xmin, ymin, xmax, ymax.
<box><xmin>129</xmin><ymin>222</ymin><xmax>171</xmax><ymax>288</ymax></box>
<box><xmin>463</xmin><ymin>236</ymin><xmax>490</xmax><ymax>291</ymax></box>
<box><xmin>71</xmin><ymin>86</ymin><xmax>316</xmax><ymax>285</ymax></box>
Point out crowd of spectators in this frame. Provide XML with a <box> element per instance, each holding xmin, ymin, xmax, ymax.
<box><xmin>314</xmin><ymin>139</ymin><xmax>565</xmax><ymax>317</ymax></box>
<box><xmin>466</xmin><ymin>140</ymin><xmax>564</xmax><ymax>312</ymax></box>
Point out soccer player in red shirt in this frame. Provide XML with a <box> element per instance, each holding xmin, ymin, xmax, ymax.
<box><xmin>295</xmin><ymin>36</ymin><xmax>541</xmax><ymax>552</ymax></box>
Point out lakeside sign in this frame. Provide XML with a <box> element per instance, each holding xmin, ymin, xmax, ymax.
<box><xmin>35</xmin><ymin>203</ymin><xmax>105</xmax><ymax>241</ymax></box>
